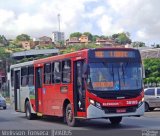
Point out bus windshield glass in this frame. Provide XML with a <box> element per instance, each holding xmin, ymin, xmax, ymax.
<box><xmin>87</xmin><ymin>62</ymin><xmax>142</xmax><ymax>91</ymax></box>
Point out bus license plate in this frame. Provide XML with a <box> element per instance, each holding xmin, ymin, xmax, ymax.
<box><xmin>116</xmin><ymin>108</ymin><xmax>126</xmax><ymax>113</ymax></box>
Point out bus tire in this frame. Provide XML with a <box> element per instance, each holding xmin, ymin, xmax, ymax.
<box><xmin>25</xmin><ymin>101</ymin><xmax>34</xmax><ymax>120</ymax></box>
<box><xmin>109</xmin><ymin>117</ymin><xmax>122</xmax><ymax>125</ymax></box>
<box><xmin>145</xmin><ymin>102</ymin><xmax>149</xmax><ymax>112</ymax></box>
<box><xmin>65</xmin><ymin>103</ymin><xmax>77</xmax><ymax>127</ymax></box>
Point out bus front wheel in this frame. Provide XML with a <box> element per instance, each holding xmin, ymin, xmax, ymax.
<box><xmin>65</xmin><ymin>103</ymin><xmax>77</xmax><ymax>127</ymax></box>
<box><xmin>25</xmin><ymin>101</ymin><xmax>34</xmax><ymax>120</ymax></box>
<box><xmin>109</xmin><ymin>117</ymin><xmax>122</xmax><ymax>125</ymax></box>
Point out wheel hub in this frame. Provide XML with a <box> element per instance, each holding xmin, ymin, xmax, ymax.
<box><xmin>26</xmin><ymin>108</ymin><xmax>30</xmax><ymax>117</ymax></box>
<box><xmin>67</xmin><ymin>109</ymin><xmax>73</xmax><ymax>122</ymax></box>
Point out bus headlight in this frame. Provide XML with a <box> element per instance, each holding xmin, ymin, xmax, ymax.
<box><xmin>142</xmin><ymin>97</ymin><xmax>144</xmax><ymax>102</ymax></box>
<box><xmin>89</xmin><ymin>99</ymin><xmax>95</xmax><ymax>105</ymax></box>
<box><xmin>89</xmin><ymin>99</ymin><xmax>101</xmax><ymax>109</ymax></box>
<box><xmin>138</xmin><ymin>97</ymin><xmax>144</xmax><ymax>107</ymax></box>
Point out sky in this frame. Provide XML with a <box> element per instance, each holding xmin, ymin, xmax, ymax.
<box><xmin>0</xmin><ymin>0</ymin><xmax>160</xmax><ymax>45</ymax></box>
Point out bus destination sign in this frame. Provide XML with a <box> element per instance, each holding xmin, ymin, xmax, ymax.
<box><xmin>95</xmin><ymin>51</ymin><xmax>136</xmax><ymax>58</ymax></box>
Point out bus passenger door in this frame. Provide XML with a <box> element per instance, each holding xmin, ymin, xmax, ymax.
<box><xmin>73</xmin><ymin>60</ymin><xmax>86</xmax><ymax>116</ymax></box>
<box><xmin>35</xmin><ymin>67</ymin><xmax>43</xmax><ymax>113</ymax></box>
<box><xmin>14</xmin><ymin>70</ymin><xmax>20</xmax><ymax>111</ymax></box>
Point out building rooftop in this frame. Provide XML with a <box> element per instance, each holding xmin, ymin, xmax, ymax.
<box><xmin>11</xmin><ymin>49</ymin><xmax>59</xmax><ymax>60</ymax></box>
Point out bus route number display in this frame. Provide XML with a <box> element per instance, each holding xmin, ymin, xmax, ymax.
<box><xmin>95</xmin><ymin>51</ymin><xmax>135</xmax><ymax>58</ymax></box>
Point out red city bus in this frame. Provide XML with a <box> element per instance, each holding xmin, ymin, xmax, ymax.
<box><xmin>10</xmin><ymin>48</ymin><xmax>144</xmax><ymax>126</ymax></box>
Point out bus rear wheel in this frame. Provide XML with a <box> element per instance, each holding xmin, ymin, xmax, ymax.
<box><xmin>109</xmin><ymin>117</ymin><xmax>122</xmax><ymax>125</ymax></box>
<box><xmin>65</xmin><ymin>104</ymin><xmax>77</xmax><ymax>127</ymax></box>
<box><xmin>25</xmin><ymin>101</ymin><xmax>34</xmax><ymax>120</ymax></box>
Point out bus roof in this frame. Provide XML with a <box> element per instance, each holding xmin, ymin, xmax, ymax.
<box><xmin>34</xmin><ymin>49</ymin><xmax>89</xmax><ymax>64</ymax></box>
<box><xmin>10</xmin><ymin>47</ymin><xmax>139</xmax><ymax>68</ymax></box>
<box><xmin>10</xmin><ymin>60</ymin><xmax>34</xmax><ymax>69</ymax></box>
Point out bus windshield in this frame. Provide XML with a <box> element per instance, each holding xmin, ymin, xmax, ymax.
<box><xmin>87</xmin><ymin>62</ymin><xmax>142</xmax><ymax>91</ymax></box>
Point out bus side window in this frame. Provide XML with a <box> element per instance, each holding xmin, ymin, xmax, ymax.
<box><xmin>21</xmin><ymin>67</ymin><xmax>28</xmax><ymax>87</ymax></box>
<box><xmin>62</xmin><ymin>60</ymin><xmax>71</xmax><ymax>83</ymax></box>
<box><xmin>54</xmin><ymin>62</ymin><xmax>61</xmax><ymax>83</ymax></box>
<box><xmin>44</xmin><ymin>63</ymin><xmax>51</xmax><ymax>84</ymax></box>
<box><xmin>52</xmin><ymin>62</ymin><xmax>54</xmax><ymax>83</ymax></box>
<box><xmin>28</xmin><ymin>66</ymin><xmax>34</xmax><ymax>86</ymax></box>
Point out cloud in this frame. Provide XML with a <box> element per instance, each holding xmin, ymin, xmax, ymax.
<box><xmin>0</xmin><ymin>0</ymin><xmax>98</xmax><ymax>38</ymax></box>
<box><xmin>107</xmin><ymin>0</ymin><xmax>160</xmax><ymax>43</ymax></box>
<box><xmin>0</xmin><ymin>0</ymin><xmax>160</xmax><ymax>43</ymax></box>
<box><xmin>97</xmin><ymin>15</ymin><xmax>124</xmax><ymax>35</ymax></box>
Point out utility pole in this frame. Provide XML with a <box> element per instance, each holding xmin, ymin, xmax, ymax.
<box><xmin>57</xmin><ymin>14</ymin><xmax>60</xmax><ymax>32</ymax></box>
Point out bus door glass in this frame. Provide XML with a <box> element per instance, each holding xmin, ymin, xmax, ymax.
<box><xmin>74</xmin><ymin>60</ymin><xmax>86</xmax><ymax>113</ymax></box>
<box><xmin>35</xmin><ymin>67</ymin><xmax>43</xmax><ymax>113</ymax></box>
<box><xmin>14</xmin><ymin>70</ymin><xmax>20</xmax><ymax>111</ymax></box>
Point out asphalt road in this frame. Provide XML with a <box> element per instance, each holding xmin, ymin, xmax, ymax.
<box><xmin>0</xmin><ymin>105</ymin><xmax>160</xmax><ymax>136</ymax></box>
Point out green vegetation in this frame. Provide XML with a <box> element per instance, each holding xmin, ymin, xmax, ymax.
<box><xmin>0</xmin><ymin>35</ymin><xmax>9</xmax><ymax>46</ymax></box>
<box><xmin>70</xmin><ymin>32</ymin><xmax>82</xmax><ymax>38</ymax></box>
<box><xmin>83</xmin><ymin>32</ymin><xmax>93</xmax><ymax>41</ymax></box>
<box><xmin>143</xmin><ymin>58</ymin><xmax>160</xmax><ymax>87</ymax></box>
<box><xmin>69</xmin><ymin>31</ymin><xmax>132</xmax><ymax>45</ymax></box>
<box><xmin>16</xmin><ymin>34</ymin><xmax>30</xmax><ymax>41</ymax></box>
<box><xmin>112</xmin><ymin>32</ymin><xmax>131</xmax><ymax>45</ymax></box>
<box><xmin>35</xmin><ymin>44</ymin><xmax>55</xmax><ymax>49</ymax></box>
<box><xmin>132</xmin><ymin>41</ymin><xmax>146</xmax><ymax>48</ymax></box>
<box><xmin>60</xmin><ymin>44</ymin><xmax>103</xmax><ymax>54</ymax></box>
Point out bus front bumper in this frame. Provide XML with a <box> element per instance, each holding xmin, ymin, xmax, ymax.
<box><xmin>87</xmin><ymin>102</ymin><xmax>144</xmax><ymax>119</ymax></box>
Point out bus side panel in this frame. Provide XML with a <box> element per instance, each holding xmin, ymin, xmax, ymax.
<box><xmin>42</xmin><ymin>84</ymin><xmax>72</xmax><ymax>117</ymax></box>
<box><xmin>58</xmin><ymin>83</ymin><xmax>73</xmax><ymax>116</ymax></box>
<box><xmin>42</xmin><ymin>85</ymin><xmax>56</xmax><ymax>115</ymax></box>
<box><xmin>20</xmin><ymin>87</ymin><xmax>30</xmax><ymax>112</ymax></box>
<box><xmin>29</xmin><ymin>86</ymin><xmax>36</xmax><ymax>113</ymax></box>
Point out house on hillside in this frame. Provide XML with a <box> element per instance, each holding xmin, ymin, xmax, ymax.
<box><xmin>95</xmin><ymin>38</ymin><xmax>114</xmax><ymax>47</ymax></box>
<box><xmin>66</xmin><ymin>37</ymin><xmax>80</xmax><ymax>46</ymax></box>
<box><xmin>31</xmin><ymin>36</ymin><xmax>53</xmax><ymax>49</ymax></box>
<box><xmin>79</xmin><ymin>35</ymin><xmax>89</xmax><ymax>44</ymax></box>
<box><xmin>21</xmin><ymin>41</ymin><xmax>31</xmax><ymax>50</ymax></box>
<box><xmin>39</xmin><ymin>36</ymin><xmax>52</xmax><ymax>46</ymax></box>
<box><xmin>66</xmin><ymin>35</ymin><xmax>90</xmax><ymax>46</ymax></box>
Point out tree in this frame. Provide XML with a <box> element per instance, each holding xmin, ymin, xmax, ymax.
<box><xmin>0</xmin><ymin>47</ymin><xmax>9</xmax><ymax>59</ymax></box>
<box><xmin>92</xmin><ymin>35</ymin><xmax>100</xmax><ymax>42</ymax></box>
<box><xmin>99</xmin><ymin>35</ymin><xmax>108</xmax><ymax>39</ymax></box>
<box><xmin>155</xmin><ymin>44</ymin><xmax>160</xmax><ymax>48</ymax></box>
<box><xmin>132</xmin><ymin>41</ymin><xmax>146</xmax><ymax>48</ymax></box>
<box><xmin>112</xmin><ymin>34</ymin><xmax>119</xmax><ymax>39</ymax></box>
<box><xmin>60</xmin><ymin>44</ymin><xmax>102</xmax><ymax>54</ymax></box>
<box><xmin>112</xmin><ymin>32</ymin><xmax>131</xmax><ymax>45</ymax></box>
<box><xmin>143</xmin><ymin>58</ymin><xmax>160</xmax><ymax>87</ymax></box>
<box><xmin>16</xmin><ymin>34</ymin><xmax>31</xmax><ymax>41</ymax></box>
<box><xmin>0</xmin><ymin>35</ymin><xmax>9</xmax><ymax>46</ymax></box>
<box><xmin>70</xmin><ymin>32</ymin><xmax>82</xmax><ymax>38</ymax></box>
<box><xmin>83</xmin><ymin>32</ymin><xmax>93</xmax><ymax>41</ymax></box>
